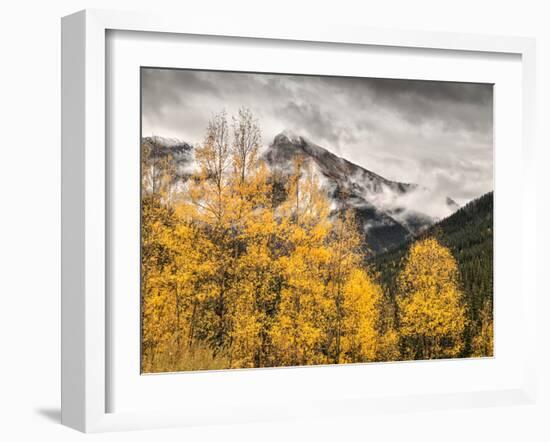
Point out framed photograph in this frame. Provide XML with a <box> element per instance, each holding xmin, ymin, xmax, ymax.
<box><xmin>61</xmin><ymin>9</ymin><xmax>537</xmax><ymax>432</ymax></box>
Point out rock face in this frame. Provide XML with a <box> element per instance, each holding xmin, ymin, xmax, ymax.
<box><xmin>142</xmin><ymin>132</ymin><xmax>459</xmax><ymax>255</ymax></box>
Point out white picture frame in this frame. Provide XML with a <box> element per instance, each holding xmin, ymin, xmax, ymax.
<box><xmin>61</xmin><ymin>9</ymin><xmax>538</xmax><ymax>433</ymax></box>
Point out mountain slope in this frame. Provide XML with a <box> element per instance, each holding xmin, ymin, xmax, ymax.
<box><xmin>264</xmin><ymin>131</ymin><xmax>457</xmax><ymax>254</ymax></box>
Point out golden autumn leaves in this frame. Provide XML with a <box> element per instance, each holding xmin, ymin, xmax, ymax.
<box><xmin>397</xmin><ymin>238</ymin><xmax>466</xmax><ymax>359</ymax></box>
<box><xmin>141</xmin><ymin>109</ymin><xmax>492</xmax><ymax>373</ymax></box>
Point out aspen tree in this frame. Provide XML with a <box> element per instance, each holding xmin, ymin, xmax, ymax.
<box><xmin>325</xmin><ymin>212</ymin><xmax>385</xmax><ymax>363</ymax></box>
<box><xmin>227</xmin><ymin>109</ymin><xmax>278</xmax><ymax>367</ymax></box>
<box><xmin>140</xmin><ymin>138</ymin><xmax>181</xmax><ymax>370</ymax></box>
<box><xmin>471</xmin><ymin>299</ymin><xmax>493</xmax><ymax>357</ymax></box>
<box><xmin>270</xmin><ymin>158</ymin><xmax>332</xmax><ymax>366</ymax></box>
<box><xmin>397</xmin><ymin>237</ymin><xmax>467</xmax><ymax>359</ymax></box>
<box><xmin>187</xmin><ymin>111</ymin><xmax>236</xmax><ymax>351</ymax></box>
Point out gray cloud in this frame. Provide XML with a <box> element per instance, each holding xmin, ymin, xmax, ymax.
<box><xmin>366</xmin><ymin>78</ymin><xmax>493</xmax><ymax>134</ymax></box>
<box><xmin>141</xmin><ymin>68</ymin><xmax>493</xmax><ymax>205</ymax></box>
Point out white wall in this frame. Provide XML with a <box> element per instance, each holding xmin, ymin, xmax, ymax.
<box><xmin>0</xmin><ymin>1</ymin><xmax>548</xmax><ymax>440</ymax></box>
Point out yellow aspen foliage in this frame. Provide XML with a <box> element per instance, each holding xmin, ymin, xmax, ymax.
<box><xmin>230</xmin><ymin>235</ymin><xmax>279</xmax><ymax>368</ymax></box>
<box><xmin>226</xmin><ymin>110</ymin><xmax>279</xmax><ymax>368</ymax></box>
<box><xmin>375</xmin><ymin>328</ymin><xmax>401</xmax><ymax>362</ymax></box>
<box><xmin>374</xmin><ymin>290</ymin><xmax>401</xmax><ymax>361</ymax></box>
<box><xmin>471</xmin><ymin>299</ymin><xmax>493</xmax><ymax>357</ymax></box>
<box><xmin>323</xmin><ymin>211</ymin><xmax>390</xmax><ymax>364</ymax></box>
<box><xmin>141</xmin><ymin>137</ymin><xmax>181</xmax><ymax>370</ymax></box>
<box><xmin>185</xmin><ymin>111</ymin><xmax>240</xmax><ymax>352</ymax></box>
<box><xmin>189</xmin><ymin>111</ymin><xmax>233</xmax><ymax>227</ymax></box>
<box><xmin>397</xmin><ymin>237</ymin><xmax>467</xmax><ymax>359</ymax></box>
<box><xmin>141</xmin><ymin>196</ymin><xmax>215</xmax><ymax>371</ymax></box>
<box><xmin>325</xmin><ymin>212</ymin><xmax>370</xmax><ymax>363</ymax></box>
<box><xmin>339</xmin><ymin>268</ymin><xmax>383</xmax><ymax>363</ymax></box>
<box><xmin>141</xmin><ymin>266</ymin><xmax>177</xmax><ymax>372</ymax></box>
<box><xmin>270</xmin><ymin>159</ymin><xmax>332</xmax><ymax>366</ymax></box>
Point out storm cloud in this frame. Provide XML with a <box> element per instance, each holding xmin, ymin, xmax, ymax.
<box><xmin>141</xmin><ymin>68</ymin><xmax>493</xmax><ymax>205</ymax></box>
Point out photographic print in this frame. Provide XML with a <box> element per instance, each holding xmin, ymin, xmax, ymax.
<box><xmin>140</xmin><ymin>68</ymin><xmax>494</xmax><ymax>373</ymax></box>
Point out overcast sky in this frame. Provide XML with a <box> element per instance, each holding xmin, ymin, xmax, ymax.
<box><xmin>141</xmin><ymin>68</ymin><xmax>493</xmax><ymax>205</ymax></box>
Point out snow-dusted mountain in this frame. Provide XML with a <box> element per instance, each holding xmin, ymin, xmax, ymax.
<box><xmin>142</xmin><ymin>133</ymin><xmax>459</xmax><ymax>255</ymax></box>
<box><xmin>264</xmin><ymin>131</ymin><xmax>458</xmax><ymax>253</ymax></box>
<box><xmin>142</xmin><ymin>136</ymin><xmax>195</xmax><ymax>180</ymax></box>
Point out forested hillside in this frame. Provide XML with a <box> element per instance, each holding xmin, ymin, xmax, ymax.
<box><xmin>371</xmin><ymin>192</ymin><xmax>493</xmax><ymax>356</ymax></box>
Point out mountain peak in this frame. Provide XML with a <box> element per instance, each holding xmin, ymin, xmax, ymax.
<box><xmin>273</xmin><ymin>129</ymin><xmax>305</xmax><ymax>146</ymax></box>
<box><xmin>145</xmin><ymin>135</ymin><xmax>192</xmax><ymax>149</ymax></box>
<box><xmin>264</xmin><ymin>132</ymin><xmax>463</xmax><ymax>253</ymax></box>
